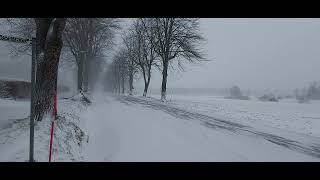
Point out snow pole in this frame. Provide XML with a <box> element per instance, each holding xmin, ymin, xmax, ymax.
<box><xmin>49</xmin><ymin>90</ymin><xmax>57</xmax><ymax>162</ymax></box>
<box><xmin>48</xmin><ymin>119</ymin><xmax>54</xmax><ymax>162</ymax></box>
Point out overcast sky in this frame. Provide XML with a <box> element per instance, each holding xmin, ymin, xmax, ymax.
<box><xmin>1</xmin><ymin>18</ymin><xmax>320</xmax><ymax>92</ymax></box>
<box><xmin>138</xmin><ymin>18</ymin><xmax>320</xmax><ymax>91</ymax></box>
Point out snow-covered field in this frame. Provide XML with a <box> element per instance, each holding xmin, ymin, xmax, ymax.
<box><xmin>161</xmin><ymin>94</ymin><xmax>320</xmax><ymax>138</ymax></box>
<box><xmin>1</xmin><ymin>93</ymin><xmax>320</xmax><ymax>161</ymax></box>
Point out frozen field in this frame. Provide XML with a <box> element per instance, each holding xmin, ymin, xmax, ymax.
<box><xmin>158</xmin><ymin>94</ymin><xmax>320</xmax><ymax>138</ymax></box>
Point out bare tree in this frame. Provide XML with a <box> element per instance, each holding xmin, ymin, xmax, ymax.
<box><xmin>122</xmin><ymin>33</ymin><xmax>137</xmax><ymax>96</ymax></box>
<box><xmin>1</xmin><ymin>18</ymin><xmax>66</xmax><ymax>121</ymax></box>
<box><xmin>127</xmin><ymin>55</ymin><xmax>137</xmax><ymax>95</ymax></box>
<box><xmin>126</xmin><ymin>48</ymin><xmax>139</xmax><ymax>96</ymax></box>
<box><xmin>144</xmin><ymin>18</ymin><xmax>205</xmax><ymax>101</ymax></box>
<box><xmin>123</xmin><ymin>19</ymin><xmax>159</xmax><ymax>97</ymax></box>
<box><xmin>63</xmin><ymin>18</ymin><xmax>120</xmax><ymax>94</ymax></box>
<box><xmin>106</xmin><ymin>49</ymin><xmax>129</xmax><ymax>94</ymax></box>
<box><xmin>104</xmin><ymin>61</ymin><xmax>120</xmax><ymax>93</ymax></box>
<box><xmin>137</xmin><ymin>19</ymin><xmax>159</xmax><ymax>97</ymax></box>
<box><xmin>34</xmin><ymin>18</ymin><xmax>66</xmax><ymax>121</ymax></box>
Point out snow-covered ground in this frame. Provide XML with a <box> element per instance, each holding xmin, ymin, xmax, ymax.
<box><xmin>0</xmin><ymin>97</ymin><xmax>87</xmax><ymax>162</ymax></box>
<box><xmin>160</xmin><ymin>94</ymin><xmax>320</xmax><ymax>138</ymax></box>
<box><xmin>1</xmin><ymin>93</ymin><xmax>320</xmax><ymax>161</ymax></box>
<box><xmin>81</xmin><ymin>93</ymin><xmax>320</xmax><ymax>161</ymax></box>
<box><xmin>0</xmin><ymin>99</ymin><xmax>29</xmax><ymax>130</ymax></box>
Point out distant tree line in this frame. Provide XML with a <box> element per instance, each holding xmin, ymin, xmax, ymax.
<box><xmin>295</xmin><ymin>81</ymin><xmax>320</xmax><ymax>103</ymax></box>
<box><xmin>223</xmin><ymin>82</ymin><xmax>320</xmax><ymax>103</ymax></box>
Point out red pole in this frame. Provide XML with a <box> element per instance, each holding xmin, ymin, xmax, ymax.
<box><xmin>48</xmin><ymin>120</ymin><xmax>54</xmax><ymax>162</ymax></box>
<box><xmin>49</xmin><ymin>90</ymin><xmax>57</xmax><ymax>162</ymax></box>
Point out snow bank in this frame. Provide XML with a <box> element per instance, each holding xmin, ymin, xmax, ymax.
<box><xmin>0</xmin><ymin>98</ymin><xmax>88</xmax><ymax>161</ymax></box>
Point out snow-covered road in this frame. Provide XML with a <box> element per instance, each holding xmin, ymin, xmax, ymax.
<box><xmin>82</xmin><ymin>94</ymin><xmax>320</xmax><ymax>161</ymax></box>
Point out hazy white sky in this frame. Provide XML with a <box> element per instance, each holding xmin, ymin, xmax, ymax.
<box><xmin>140</xmin><ymin>18</ymin><xmax>320</xmax><ymax>91</ymax></box>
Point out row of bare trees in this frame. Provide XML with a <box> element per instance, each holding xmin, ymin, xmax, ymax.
<box><xmin>2</xmin><ymin>18</ymin><xmax>119</xmax><ymax>121</ymax></box>
<box><xmin>63</xmin><ymin>18</ymin><xmax>119</xmax><ymax>93</ymax></box>
<box><xmin>1</xmin><ymin>17</ymin><xmax>204</xmax><ymax>121</ymax></box>
<box><xmin>106</xmin><ymin>18</ymin><xmax>205</xmax><ymax>100</ymax></box>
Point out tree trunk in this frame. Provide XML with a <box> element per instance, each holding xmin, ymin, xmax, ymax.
<box><xmin>161</xmin><ymin>60</ymin><xmax>168</xmax><ymax>101</ymax></box>
<box><xmin>118</xmin><ymin>76</ymin><xmax>121</xmax><ymax>94</ymax></box>
<box><xmin>114</xmin><ymin>85</ymin><xmax>117</xmax><ymax>94</ymax></box>
<box><xmin>129</xmin><ymin>76</ymin><xmax>133</xmax><ymax>95</ymax></box>
<box><xmin>82</xmin><ymin>52</ymin><xmax>89</xmax><ymax>93</ymax></box>
<box><xmin>129</xmin><ymin>72</ymin><xmax>133</xmax><ymax>96</ymax></box>
<box><xmin>121</xmin><ymin>74</ymin><xmax>125</xmax><ymax>94</ymax></box>
<box><xmin>34</xmin><ymin>18</ymin><xmax>66</xmax><ymax>121</ymax></box>
<box><xmin>128</xmin><ymin>61</ymin><xmax>134</xmax><ymax>96</ymax></box>
<box><xmin>143</xmin><ymin>81</ymin><xmax>150</xmax><ymax>97</ymax></box>
<box><xmin>143</xmin><ymin>68</ymin><xmax>151</xmax><ymax>97</ymax></box>
<box><xmin>77</xmin><ymin>58</ymin><xmax>83</xmax><ymax>93</ymax></box>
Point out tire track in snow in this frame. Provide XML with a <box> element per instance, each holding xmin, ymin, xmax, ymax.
<box><xmin>116</xmin><ymin>95</ymin><xmax>320</xmax><ymax>159</ymax></box>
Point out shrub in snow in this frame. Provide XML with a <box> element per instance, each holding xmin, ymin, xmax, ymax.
<box><xmin>259</xmin><ymin>93</ymin><xmax>278</xmax><ymax>102</ymax></box>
